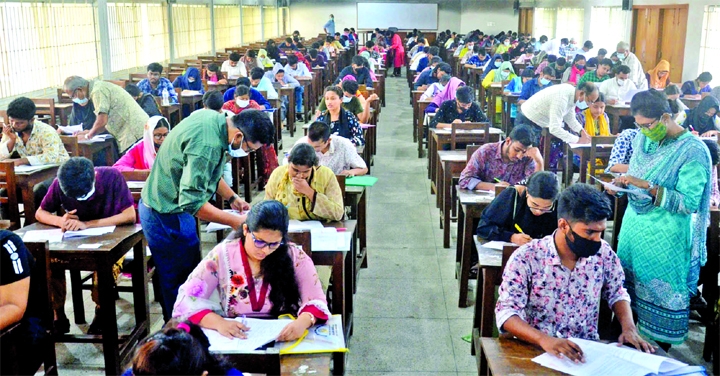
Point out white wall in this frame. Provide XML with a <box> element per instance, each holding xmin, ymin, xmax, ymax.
<box><xmin>459</xmin><ymin>0</ymin><xmax>518</xmax><ymax>35</ymax></box>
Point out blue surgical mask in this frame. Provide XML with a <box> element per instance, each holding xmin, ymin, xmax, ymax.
<box><xmin>228</xmin><ymin>136</ymin><xmax>248</xmax><ymax>158</ymax></box>
<box><xmin>540</xmin><ymin>78</ymin><xmax>551</xmax><ymax>85</ymax></box>
<box><xmin>76</xmin><ymin>183</ymin><xmax>95</xmax><ymax>201</ymax></box>
<box><xmin>73</xmin><ymin>97</ymin><xmax>88</xmax><ymax>105</ymax></box>
<box><xmin>617</xmin><ymin>53</ymin><xmax>626</xmax><ymax>60</ymax></box>
<box><xmin>494</xmin><ymin>61</ymin><xmax>502</xmax><ymax>68</ymax></box>
<box><xmin>576</xmin><ymin>100</ymin><xmax>589</xmax><ymax>110</ymax></box>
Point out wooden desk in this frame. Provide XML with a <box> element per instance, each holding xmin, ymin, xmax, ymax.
<box><xmin>412</xmin><ymin>90</ymin><xmax>424</xmax><ymax>143</ymax></box>
<box><xmin>417</xmin><ymin>100</ymin><xmax>432</xmax><ymax>158</ymax></box>
<box><xmin>344</xmin><ymin>186</ymin><xmax>368</xmax><ymax>286</ymax></box>
<box><xmin>471</xmin><ymin>236</ymin><xmax>502</xmax><ymax>356</ymax></box>
<box><xmin>296</xmin><ymin>77</ymin><xmax>314</xmax><ymax>122</ymax></box>
<box><xmin>159</xmin><ymin>104</ymin><xmax>182</xmax><ymax>127</ymax></box>
<box><xmin>438</xmin><ymin>151</ymin><xmax>467</xmax><ymax>248</ymax></box>
<box><xmin>180</xmin><ymin>93</ymin><xmax>204</xmax><ymax>115</ymax></box>
<box><xmin>360</xmin><ymin>123</ymin><xmax>376</xmax><ymax>171</ymax></box>
<box><xmin>14</xmin><ymin>165</ymin><xmax>60</xmax><ymax>225</ymax></box>
<box><xmin>501</xmin><ymin>93</ymin><xmax>519</xmax><ymax>135</ymax></box>
<box><xmin>567</xmin><ymin>143</ymin><xmax>614</xmax><ymax>184</ymax></box>
<box><xmin>456</xmin><ymin>189</ymin><xmax>495</xmax><ymax>308</ymax></box>
<box><xmin>35</xmin><ymin>102</ymin><xmax>74</xmax><ymax>127</ymax></box>
<box><xmin>78</xmin><ymin>137</ymin><xmax>115</xmax><ymax>166</ymax></box>
<box><xmin>487</xmin><ymin>83</ymin><xmax>503</xmax><ymax>127</ymax></box>
<box><xmin>470</xmin><ymin>67</ymin><xmax>484</xmax><ymax>93</ymax></box>
<box><xmin>478</xmin><ymin>336</ymin><xmax>564</xmax><ymax>375</ymax></box>
<box><xmin>681</xmin><ymin>97</ymin><xmax>700</xmax><ymax>109</ymax></box>
<box><xmin>15</xmin><ymin>223</ymin><xmax>148</xmax><ymax>376</ymax></box>
<box><xmin>225</xmin><ymin>352</ymin><xmax>334</xmax><ymax>376</ymax></box>
<box><xmin>279</xmin><ymin>87</ymin><xmax>296</xmax><ymax>137</ymax></box>
<box><xmin>605</xmin><ymin>104</ymin><xmax>630</xmax><ymax>134</ymax></box>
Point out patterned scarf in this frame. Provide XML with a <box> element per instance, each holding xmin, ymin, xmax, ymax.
<box><xmin>582</xmin><ymin>108</ymin><xmax>609</xmax><ymax>136</ymax></box>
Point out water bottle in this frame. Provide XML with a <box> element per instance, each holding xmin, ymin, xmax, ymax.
<box><xmin>161</xmin><ymin>89</ymin><xmax>170</xmax><ymax>106</ymax></box>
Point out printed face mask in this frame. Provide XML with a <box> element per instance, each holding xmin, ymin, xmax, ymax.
<box><xmin>641</xmin><ymin>121</ymin><xmax>667</xmax><ymax>142</ymax></box>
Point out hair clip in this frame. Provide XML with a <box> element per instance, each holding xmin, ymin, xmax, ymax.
<box><xmin>176</xmin><ymin>322</ymin><xmax>191</xmax><ymax>333</ymax></box>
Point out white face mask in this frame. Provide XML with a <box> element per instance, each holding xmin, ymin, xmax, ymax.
<box><xmin>76</xmin><ymin>183</ymin><xmax>95</xmax><ymax>201</ymax></box>
<box><xmin>500</xmin><ymin>71</ymin><xmax>510</xmax><ymax>79</ymax></box>
<box><xmin>342</xmin><ymin>96</ymin><xmax>352</xmax><ymax>103</ymax></box>
<box><xmin>504</xmin><ymin>41</ymin><xmax>510</xmax><ymax>46</ymax></box>
<box><xmin>228</xmin><ymin>135</ymin><xmax>248</xmax><ymax>158</ymax></box>
<box><xmin>576</xmin><ymin>100</ymin><xmax>589</xmax><ymax>110</ymax></box>
<box><xmin>188</xmin><ymin>78</ymin><xmax>196</xmax><ymax>83</ymax></box>
<box><xmin>617</xmin><ymin>53</ymin><xmax>626</xmax><ymax>60</ymax></box>
<box><xmin>616</xmin><ymin>78</ymin><xmax>626</xmax><ymax>86</ymax></box>
<box><xmin>236</xmin><ymin>99</ymin><xmax>250</xmax><ymax>108</ymax></box>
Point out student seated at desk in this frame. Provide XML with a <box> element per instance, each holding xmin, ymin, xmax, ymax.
<box><xmin>420</xmin><ymin>73</ymin><xmax>450</xmax><ymax>101</ymax></box>
<box><xmin>414</xmin><ymin>60</ymin><xmax>449</xmax><ymax>91</ymax></box>
<box><xmin>665</xmin><ymin>85</ymin><xmax>688</xmax><ymax>124</ymax></box>
<box><xmin>681</xmin><ymin>95</ymin><xmax>720</xmax><ymax>137</ymax></box>
<box><xmin>599</xmin><ymin>65</ymin><xmax>637</xmax><ymax>106</ymax></box>
<box><xmin>265</xmin><ymin>144</ymin><xmax>344</xmax><ymax>222</ymax></box>
<box><xmin>240</xmin><ymin>50</ymin><xmax>258</xmax><ymax>73</ymax></box>
<box><xmin>36</xmin><ymin>157</ymin><xmax>136</xmax><ymax>335</ymax></box>
<box><xmin>125</xmin><ymin>83</ymin><xmax>162</xmax><ymax>118</ymax></box>
<box><xmin>257</xmin><ymin>48</ymin><xmax>274</xmax><ymax>68</ymax></box>
<box><xmin>430</xmin><ymin>86</ymin><xmax>487</xmax><ymax>129</ymax></box>
<box><xmin>316</xmin><ymin>86</ymin><xmax>365</xmax><ymax>146</ymax></box>
<box><xmin>173</xmin><ymin>200</ymin><xmax>330</xmax><ymax>342</ymax></box>
<box><xmin>250</xmin><ymin>67</ymin><xmax>279</xmax><ymax>100</ymax></box>
<box><xmin>483</xmin><ymin>61</ymin><xmax>517</xmax><ymax>116</ymax></box>
<box><xmin>317</xmin><ymin>78</ymin><xmax>376</xmax><ymax>124</ymax></box>
<box><xmin>203</xmin><ymin>63</ymin><xmax>227</xmax><ymax>85</ymax></box>
<box><xmin>224</xmin><ymin>77</ymin><xmax>272</xmax><ymax>109</ymax></box>
<box><xmin>513</xmin><ymin>46</ymin><xmax>535</xmax><ymax>65</ymax></box>
<box><xmin>681</xmin><ymin>71</ymin><xmax>712</xmax><ymax>99</ymax></box>
<box><xmin>125</xmin><ymin>320</ymin><xmax>242</xmax><ymax>376</ymax></box>
<box><xmin>295</xmin><ymin>121</ymin><xmax>367</xmax><ymax>177</ymax></box>
<box><xmin>481</xmin><ymin>54</ymin><xmax>503</xmax><ymax>80</ymax></box>
<box><xmin>548</xmin><ymin>57</ymin><xmax>567</xmax><ymax>80</ymax></box>
<box><xmin>504</xmin><ymin>69</ymin><xmax>535</xmax><ymax>122</ymax></box>
<box><xmin>562</xmin><ymin>55</ymin><xmax>586</xmax><ymax>86</ymax></box>
<box><xmin>476</xmin><ymin>171</ymin><xmax>559</xmax><ymax>245</ymax></box>
<box><xmin>467</xmin><ymin>47</ymin><xmax>490</xmax><ymax>68</ymax></box>
<box><xmin>137</xmin><ymin>62</ymin><xmax>179</xmax><ymax>104</ymax></box>
<box><xmin>496</xmin><ymin>184</ymin><xmax>654</xmax><ymax>362</ymax></box>
<box><xmin>334</xmin><ymin>55</ymin><xmax>374</xmax><ymax>88</ymax></box>
<box><xmin>646</xmin><ymin>60</ymin><xmax>671</xmax><ymax>90</ymax></box>
<box><xmin>306</xmin><ymin>48</ymin><xmax>326</xmax><ymax>68</ymax></box>
<box><xmin>221</xmin><ymin>85</ymin><xmax>264</xmax><ymax>114</ymax></box>
<box><xmin>519</xmin><ymin>66</ymin><xmax>555</xmax><ymax>105</ymax></box>
<box><xmin>113</xmin><ymin>116</ymin><xmax>170</xmax><ymax>171</ymax></box>
<box><xmin>220</xmin><ymin>52</ymin><xmax>247</xmax><ymax>79</ymax></box>
<box><xmin>459</xmin><ymin>125</ymin><xmax>541</xmax><ymax>191</ymax></box>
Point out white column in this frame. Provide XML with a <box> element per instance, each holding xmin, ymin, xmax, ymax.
<box><xmin>95</xmin><ymin>0</ymin><xmax>112</xmax><ymax>78</ymax></box>
<box><xmin>210</xmin><ymin>0</ymin><xmax>216</xmax><ymax>55</ymax></box>
<box><xmin>167</xmin><ymin>3</ymin><xmax>176</xmax><ymax>61</ymax></box>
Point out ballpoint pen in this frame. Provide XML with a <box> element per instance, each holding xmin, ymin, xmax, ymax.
<box><xmin>514</xmin><ymin>223</ymin><xmax>524</xmax><ymax>234</ymax></box>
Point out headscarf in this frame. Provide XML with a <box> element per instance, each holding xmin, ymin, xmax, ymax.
<box><xmin>271</xmin><ymin>63</ymin><xmax>285</xmax><ymax>83</ymax></box>
<box><xmin>294</xmin><ymin>51</ymin><xmax>311</xmax><ymax>68</ymax></box>
<box><xmin>581</xmin><ymin>108</ymin><xmax>610</xmax><ymax>137</ymax></box>
<box><xmin>143</xmin><ymin>116</ymin><xmax>170</xmax><ymax>170</ymax></box>
<box><xmin>431</xmin><ymin>77</ymin><xmax>465</xmax><ymax>107</ymax></box>
<box><xmin>173</xmin><ymin>67</ymin><xmax>203</xmax><ymax>91</ymax></box>
<box><xmin>341</xmin><ymin>75</ymin><xmax>356</xmax><ymax>82</ymax></box>
<box><xmin>686</xmin><ymin>96</ymin><xmax>720</xmax><ymax>135</ymax></box>
<box><xmin>257</xmin><ymin>49</ymin><xmax>273</xmax><ymax>68</ymax></box>
<box><xmin>493</xmin><ymin>61</ymin><xmax>515</xmax><ymax>83</ymax></box>
<box><xmin>647</xmin><ymin>60</ymin><xmax>671</xmax><ymax>89</ymax></box>
<box><xmin>569</xmin><ymin>64</ymin><xmax>585</xmax><ymax>84</ymax></box>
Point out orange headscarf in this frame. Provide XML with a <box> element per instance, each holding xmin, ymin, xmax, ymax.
<box><xmin>647</xmin><ymin>60</ymin><xmax>670</xmax><ymax>89</ymax></box>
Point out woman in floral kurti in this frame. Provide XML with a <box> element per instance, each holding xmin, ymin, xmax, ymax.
<box><xmin>173</xmin><ymin>200</ymin><xmax>329</xmax><ymax>341</ymax></box>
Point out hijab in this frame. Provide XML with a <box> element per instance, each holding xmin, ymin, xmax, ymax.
<box><xmin>647</xmin><ymin>60</ymin><xmax>671</xmax><ymax>89</ymax></box>
<box><xmin>493</xmin><ymin>61</ymin><xmax>515</xmax><ymax>83</ymax></box>
<box><xmin>257</xmin><ymin>49</ymin><xmax>274</xmax><ymax>68</ymax></box>
<box><xmin>686</xmin><ymin>96</ymin><xmax>720</xmax><ymax>135</ymax></box>
<box><xmin>431</xmin><ymin>77</ymin><xmax>465</xmax><ymax>107</ymax></box>
<box><xmin>143</xmin><ymin>116</ymin><xmax>170</xmax><ymax>170</ymax></box>
<box><xmin>174</xmin><ymin>67</ymin><xmax>203</xmax><ymax>91</ymax></box>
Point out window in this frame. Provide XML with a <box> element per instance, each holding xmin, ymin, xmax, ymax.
<box><xmin>0</xmin><ymin>2</ymin><xmax>101</xmax><ymax>98</ymax></box>
<box><xmin>590</xmin><ymin>7</ymin><xmax>628</xmax><ymax>53</ymax></box>
<box><xmin>107</xmin><ymin>2</ymin><xmax>169</xmax><ymax>73</ymax></box>
<box><xmin>280</xmin><ymin>7</ymin><xmax>289</xmax><ymax>37</ymax></box>
<box><xmin>700</xmin><ymin>6</ymin><xmax>720</xmax><ymax>82</ymax></box>
<box><xmin>533</xmin><ymin>8</ymin><xmax>556</xmax><ymax>40</ymax></box>
<box><xmin>263</xmin><ymin>6</ymin><xmax>277</xmax><ymax>39</ymax></box>
<box><xmin>555</xmin><ymin>8</ymin><xmax>584</xmax><ymax>42</ymax></box>
<box><xmin>172</xmin><ymin>4</ymin><xmax>211</xmax><ymax>59</ymax></box>
<box><xmin>214</xmin><ymin>5</ymin><xmax>241</xmax><ymax>50</ymax></box>
<box><xmin>242</xmin><ymin>6</ymin><xmax>261</xmax><ymax>43</ymax></box>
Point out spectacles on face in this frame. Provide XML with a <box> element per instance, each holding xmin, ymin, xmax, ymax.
<box><xmin>243</xmin><ymin>139</ymin><xmax>260</xmax><ymax>153</ymax></box>
<box><xmin>527</xmin><ymin>196</ymin><xmax>555</xmax><ymax>214</ymax></box>
<box><xmin>634</xmin><ymin>118</ymin><xmax>659</xmax><ymax>129</ymax></box>
<box><xmin>249</xmin><ymin>232</ymin><xmax>284</xmax><ymax>249</ymax></box>
<box><xmin>153</xmin><ymin>132</ymin><xmax>169</xmax><ymax>140</ymax></box>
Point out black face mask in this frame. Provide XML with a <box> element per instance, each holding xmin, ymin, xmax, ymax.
<box><xmin>565</xmin><ymin>227</ymin><xmax>602</xmax><ymax>258</ymax></box>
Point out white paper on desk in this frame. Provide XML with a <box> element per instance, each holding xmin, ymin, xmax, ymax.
<box><xmin>63</xmin><ymin>225</ymin><xmax>116</xmax><ymax>239</ymax></box>
<box><xmin>288</xmin><ymin>220</ymin><xmax>324</xmax><ymax>232</ymax></box>
<box><xmin>14</xmin><ymin>164</ymin><xmax>58</xmax><ymax>174</ymax></box>
<box><xmin>23</xmin><ymin>229</ymin><xmax>63</xmax><ymax>243</ymax></box>
<box><xmin>482</xmin><ymin>241</ymin><xmax>517</xmax><ymax>251</ymax></box>
<box><xmin>275</xmin><ymin>314</ymin><xmax>347</xmax><ymax>354</ymax></box>
<box><xmin>126</xmin><ymin>181</ymin><xmax>145</xmax><ymax>189</ymax></box>
<box><xmin>58</xmin><ymin>124</ymin><xmax>83</xmax><ymax>134</ymax></box>
<box><xmin>181</xmin><ymin>90</ymin><xmax>203</xmax><ymax>96</ymax></box>
<box><xmin>532</xmin><ymin>338</ymin><xmax>688</xmax><ymax>376</ymax></box>
<box><xmin>622</xmin><ymin>89</ymin><xmax>643</xmax><ymax>103</ymax></box>
<box><xmin>205</xmin><ymin>210</ymin><xmax>248</xmax><ymax>232</ymax></box>
<box><xmin>589</xmin><ymin>176</ymin><xmax>652</xmax><ymax>200</ymax></box>
<box><xmin>310</xmin><ymin>228</ymin><xmax>351</xmax><ymax>251</ymax></box>
<box><xmin>203</xmin><ymin>318</ymin><xmax>290</xmax><ymax>353</ymax></box>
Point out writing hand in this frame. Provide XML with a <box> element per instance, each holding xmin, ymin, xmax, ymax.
<box><xmin>577</xmin><ymin>131</ymin><xmax>591</xmax><ymax>144</ymax></box>
<box><xmin>510</xmin><ymin>233</ymin><xmax>533</xmax><ymax>245</ymax></box>
<box><xmin>62</xmin><ymin>219</ymin><xmax>87</xmax><ymax>232</ymax></box>
<box><xmin>276</xmin><ymin>319</ymin><xmax>309</xmax><ymax>342</ymax></box>
<box><xmin>539</xmin><ymin>337</ymin><xmax>585</xmax><ymax>363</ymax></box>
<box><xmin>216</xmin><ymin>319</ymin><xmax>249</xmax><ymax>339</ymax></box>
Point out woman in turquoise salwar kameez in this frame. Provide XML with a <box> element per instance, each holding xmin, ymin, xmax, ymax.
<box><xmin>608</xmin><ymin>90</ymin><xmax>712</xmax><ymax>350</ymax></box>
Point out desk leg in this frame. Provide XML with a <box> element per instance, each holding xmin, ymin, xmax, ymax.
<box><xmin>358</xmin><ymin>191</ymin><xmax>368</xmax><ymax>269</ymax></box>
<box><xmin>70</xmin><ymin>270</ymin><xmax>86</xmax><ymax>324</ymax></box>
<box><xmin>288</xmin><ymin>95</ymin><xmax>296</xmax><ymax>137</ymax></box>
<box><xmin>132</xmin><ymin>240</ymin><xmax>150</xmax><ymax>339</ymax></box>
<box><xmin>98</xmin><ymin>259</ymin><xmax>121</xmax><ymax>375</ymax></box>
<box><xmin>458</xmin><ymin>213</ymin><xmax>474</xmax><ymax>308</ymax></box>
<box><xmin>442</xmin><ymin>166</ymin><xmax>451</xmax><ymax>248</ymax></box>
<box><xmin>480</xmin><ymin>268</ymin><xmax>499</xmax><ymax>337</ymax></box>
<box><xmin>20</xmin><ymin>185</ymin><xmax>37</xmax><ymax>225</ymax></box>
<box><xmin>332</xmin><ymin>253</ymin><xmax>348</xmax><ymax>336</ymax></box>
<box><xmin>580</xmin><ymin>150</ymin><xmax>588</xmax><ymax>184</ymax></box>
<box><xmin>456</xmin><ymin>205</ymin><xmax>465</xmax><ymax>264</ymax></box>
<box><xmin>471</xmin><ymin>263</ymin><xmax>483</xmax><ymax>355</ymax></box>
<box><xmin>242</xmin><ymin>156</ymin><xmax>252</xmax><ymax>203</ymax></box>
<box><xmin>332</xmin><ymin>352</ymin><xmax>345</xmax><ymax>376</ymax></box>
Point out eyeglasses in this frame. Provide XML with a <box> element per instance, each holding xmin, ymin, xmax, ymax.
<box><xmin>243</xmin><ymin>139</ymin><xmax>260</xmax><ymax>153</ymax></box>
<box><xmin>153</xmin><ymin>133</ymin><xmax>169</xmax><ymax>140</ymax></box>
<box><xmin>634</xmin><ymin>118</ymin><xmax>659</xmax><ymax>129</ymax></box>
<box><xmin>527</xmin><ymin>197</ymin><xmax>555</xmax><ymax>214</ymax></box>
<box><xmin>249</xmin><ymin>232</ymin><xmax>284</xmax><ymax>249</ymax></box>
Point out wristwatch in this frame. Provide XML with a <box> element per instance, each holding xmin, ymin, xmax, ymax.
<box><xmin>228</xmin><ymin>194</ymin><xmax>240</xmax><ymax>204</ymax></box>
<box><xmin>647</xmin><ymin>181</ymin><xmax>656</xmax><ymax>193</ymax></box>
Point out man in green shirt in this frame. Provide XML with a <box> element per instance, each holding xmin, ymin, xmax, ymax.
<box><xmin>577</xmin><ymin>58</ymin><xmax>612</xmax><ymax>88</ymax></box>
<box><xmin>139</xmin><ymin>108</ymin><xmax>274</xmax><ymax>320</ymax></box>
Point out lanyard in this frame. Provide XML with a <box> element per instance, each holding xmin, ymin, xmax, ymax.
<box><xmin>239</xmin><ymin>241</ymin><xmax>269</xmax><ymax>312</ymax></box>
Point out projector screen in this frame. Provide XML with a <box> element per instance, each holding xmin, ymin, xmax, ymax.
<box><xmin>356</xmin><ymin>3</ymin><xmax>438</xmax><ymax>30</ymax></box>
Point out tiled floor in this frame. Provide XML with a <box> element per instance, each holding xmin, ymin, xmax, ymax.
<box><xmin>47</xmin><ymin>75</ymin><xmax>712</xmax><ymax>376</ymax></box>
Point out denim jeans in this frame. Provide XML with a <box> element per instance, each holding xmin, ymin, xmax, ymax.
<box><xmin>294</xmin><ymin>85</ymin><xmax>304</xmax><ymax>113</ymax></box>
<box><xmin>139</xmin><ymin>201</ymin><xmax>201</xmax><ymax>321</ymax></box>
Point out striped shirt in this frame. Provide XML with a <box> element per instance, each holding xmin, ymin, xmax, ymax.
<box><xmin>519</xmin><ymin>84</ymin><xmax>584</xmax><ymax>143</ymax></box>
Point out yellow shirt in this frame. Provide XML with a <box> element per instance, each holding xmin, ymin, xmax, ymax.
<box><xmin>0</xmin><ymin>120</ymin><xmax>70</xmax><ymax>165</ymax></box>
<box><xmin>264</xmin><ymin>165</ymin><xmax>344</xmax><ymax>222</ymax></box>
<box><xmin>90</xmin><ymin>80</ymin><xmax>148</xmax><ymax>151</ymax></box>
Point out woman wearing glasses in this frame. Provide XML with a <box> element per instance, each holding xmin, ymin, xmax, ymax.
<box><xmin>476</xmin><ymin>171</ymin><xmax>560</xmax><ymax>246</ymax></box>
<box><xmin>172</xmin><ymin>200</ymin><xmax>330</xmax><ymax>342</ymax></box>
<box><xmin>608</xmin><ymin>90</ymin><xmax>712</xmax><ymax>351</ymax></box>
<box><xmin>112</xmin><ymin>116</ymin><xmax>170</xmax><ymax>171</ymax></box>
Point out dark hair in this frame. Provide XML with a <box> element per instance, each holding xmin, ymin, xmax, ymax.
<box><xmin>231</xmin><ymin>110</ymin><xmax>275</xmax><ymax>145</ymax></box>
<box><xmin>285</xmin><ymin>37</ymin><xmax>293</xmax><ymax>44</ymax></box>
<box><xmin>557</xmin><ymin>57</ymin><xmax>566</xmax><ymax>66</ymax></box>
<box><xmin>237</xmin><ymin>77</ymin><xmax>251</xmax><ymax>87</ymax></box>
<box><xmin>455</xmin><ymin>85</ymin><xmax>474</xmax><ymax>104</ymax></box>
<box><xmin>57</xmin><ymin>157</ymin><xmax>95</xmax><ymax>199</ymax></box>
<box><xmin>351</xmin><ymin>55</ymin><xmax>365</xmax><ymax>67</ymax></box>
<box><xmin>311</xmin><ymin>42</ymin><xmax>320</xmax><ymax>49</ymax></box>
<box><xmin>430</xmin><ymin>56</ymin><xmax>442</xmax><ymax>65</ymax></box>
<box><xmin>698</xmin><ymin>72</ymin><xmax>713</xmax><ymax>83</ymax></box>
<box><xmin>547</xmin><ymin>54</ymin><xmax>558</xmax><ymax>63</ymax></box>
<box><xmin>526</xmin><ymin>171</ymin><xmax>560</xmax><ymax>200</ymax></box>
<box><xmin>366</xmin><ymin>40</ymin><xmax>375</xmax><ymax>49</ymax></box>
<box><xmin>246</xmin><ymin>50</ymin><xmax>257</xmax><ymax>58</ymax></box>
<box><xmin>202</xmin><ymin>91</ymin><xmax>224</xmax><ymax>111</ymax></box>
<box><xmin>147</xmin><ymin>62</ymin><xmax>163</xmax><ymax>74</ymax></box>
<box><xmin>288</xmin><ymin>143</ymin><xmax>318</xmax><ymax>167</ymax></box>
<box><xmin>539</xmin><ymin>35</ymin><xmax>548</xmax><ymax>43</ymax></box>
<box><xmin>435</xmin><ymin>62</ymin><xmax>452</xmax><ymax>75</ymax></box>
<box><xmin>630</xmin><ymin>90</ymin><xmax>670</xmax><ymax>119</ymax></box>
<box><xmin>286</xmin><ymin>54</ymin><xmax>298</xmax><ymax>66</ymax></box>
<box><xmin>703</xmin><ymin>140</ymin><xmax>720</xmax><ymax>166</ymax></box>
<box><xmin>585</xmin><ymin>58</ymin><xmax>598</xmax><ymax>68</ymax></box>
<box><xmin>125</xmin><ymin>83</ymin><xmax>141</xmax><ymax>98</ymax></box>
<box><xmin>583</xmin><ymin>40</ymin><xmax>593</xmax><ymax>49</ymax></box>
<box><xmin>308</xmin><ymin>121</ymin><xmax>332</xmax><ymax>142</ymax></box>
<box><xmin>542</xmin><ymin>66</ymin><xmax>556</xmax><ymax>77</ymax></box>
<box><xmin>664</xmin><ymin>84</ymin><xmax>680</xmax><ymax>96</ymax></box>
<box><xmin>308</xmin><ymin>49</ymin><xmax>318</xmax><ymax>59</ymax></box>
<box><xmin>599</xmin><ymin>58</ymin><xmax>613</xmax><ymax>68</ymax></box>
<box><xmin>154</xmin><ymin>117</ymin><xmax>170</xmax><ymax>130</ymax></box>
<box><xmin>274</xmin><ymin>69</ymin><xmax>285</xmax><ymax>76</ymax></box>
<box><xmin>132</xmin><ymin>320</ymin><xmax>234</xmax><ymax>376</ymax></box>
<box><xmin>572</xmin><ymin>54</ymin><xmax>586</xmax><ymax>64</ymax></box>
<box><xmin>7</xmin><ymin>97</ymin><xmax>36</xmax><ymax>121</ymax></box>
<box><xmin>508</xmin><ymin>124</ymin><xmax>534</xmax><ymax>147</ymax></box>
<box><xmin>615</xmin><ymin>65</ymin><xmax>631</xmax><ymax>75</ymax></box>
<box><xmin>428</xmin><ymin>46</ymin><xmax>440</xmax><ymax>56</ymax></box>
<box><xmin>341</xmin><ymin>80</ymin><xmax>359</xmax><ymax>95</ymax></box>
<box><xmin>324</xmin><ymin>85</ymin><xmax>344</xmax><ymax>98</ymax></box>
<box><xmin>234</xmin><ymin>85</ymin><xmax>250</xmax><ymax>98</ymax></box>
<box><xmin>596</xmin><ymin>92</ymin><xmax>606</xmax><ymax>103</ymax></box>
<box><xmin>561</xmin><ymin>38</ymin><xmax>569</xmax><ymax>44</ymax></box>
<box><xmin>557</xmin><ymin>183</ymin><xmax>612</xmax><ymax>224</ymax></box>
<box><xmin>229</xmin><ymin>52</ymin><xmax>240</xmax><ymax>62</ymax></box>
<box><xmin>598</xmin><ymin>48</ymin><xmax>608</xmax><ymax>56</ymax></box>
<box><xmin>207</xmin><ymin>63</ymin><xmax>220</xmax><ymax>73</ymax></box>
<box><xmin>250</xmin><ymin>67</ymin><xmax>265</xmax><ymax>80</ymax></box>
<box><xmin>326</xmin><ymin>36</ymin><xmax>334</xmax><ymax>43</ymax></box>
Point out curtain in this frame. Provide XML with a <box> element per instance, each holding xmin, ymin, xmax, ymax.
<box><xmin>242</xmin><ymin>6</ymin><xmax>260</xmax><ymax>43</ymax></box>
<box><xmin>263</xmin><ymin>6</ymin><xmax>277</xmax><ymax>40</ymax></box>
<box><xmin>590</xmin><ymin>7</ymin><xmax>628</xmax><ymax>53</ymax></box>
<box><xmin>555</xmin><ymin>8</ymin><xmax>584</xmax><ymax>42</ymax></box>
<box><xmin>532</xmin><ymin>8</ymin><xmax>556</xmax><ymax>40</ymax></box>
<box><xmin>172</xmin><ymin>4</ymin><xmax>211</xmax><ymax>59</ymax></box>
<box><xmin>214</xmin><ymin>5</ymin><xmax>241</xmax><ymax>50</ymax></box>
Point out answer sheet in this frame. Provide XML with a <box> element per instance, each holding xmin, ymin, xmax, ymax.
<box><xmin>202</xmin><ymin>318</ymin><xmax>290</xmax><ymax>353</ymax></box>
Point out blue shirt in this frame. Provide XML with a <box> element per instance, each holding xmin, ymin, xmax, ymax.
<box><xmin>414</xmin><ymin>69</ymin><xmax>437</xmax><ymax>89</ymax></box>
<box><xmin>223</xmin><ymin>87</ymin><xmax>272</xmax><ymax>110</ymax></box>
<box><xmin>137</xmin><ymin>77</ymin><xmax>178</xmax><ymax>104</ymax></box>
<box><xmin>323</xmin><ymin>18</ymin><xmax>335</xmax><ymax>35</ymax></box>
<box><xmin>416</xmin><ymin>57</ymin><xmax>430</xmax><ymax>73</ymax></box>
<box><xmin>519</xmin><ymin>78</ymin><xmax>553</xmax><ymax>101</ymax></box>
<box><xmin>467</xmin><ymin>55</ymin><xmax>490</xmax><ymax>68</ymax></box>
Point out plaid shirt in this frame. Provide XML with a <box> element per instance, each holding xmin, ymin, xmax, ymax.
<box><xmin>577</xmin><ymin>71</ymin><xmax>609</xmax><ymax>88</ymax></box>
<box><xmin>137</xmin><ymin>78</ymin><xmax>178</xmax><ymax>104</ymax></box>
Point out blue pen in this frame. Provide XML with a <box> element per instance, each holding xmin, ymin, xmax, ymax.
<box><xmin>241</xmin><ymin>314</ymin><xmax>247</xmax><ymax>326</ymax></box>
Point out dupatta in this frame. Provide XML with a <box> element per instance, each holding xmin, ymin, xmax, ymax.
<box><xmin>431</xmin><ymin>77</ymin><xmax>465</xmax><ymax>107</ymax></box>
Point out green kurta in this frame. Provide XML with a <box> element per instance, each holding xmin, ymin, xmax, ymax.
<box><xmin>89</xmin><ymin>80</ymin><xmax>148</xmax><ymax>151</ymax></box>
<box><xmin>617</xmin><ymin>131</ymin><xmax>710</xmax><ymax>344</ymax></box>
<box><xmin>141</xmin><ymin>109</ymin><xmax>228</xmax><ymax>215</ymax></box>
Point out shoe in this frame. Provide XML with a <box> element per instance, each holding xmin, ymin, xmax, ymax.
<box><xmin>295</xmin><ymin>113</ymin><xmax>304</xmax><ymax>122</ymax></box>
<box><xmin>54</xmin><ymin>314</ymin><xmax>70</xmax><ymax>335</ymax></box>
<box><xmin>87</xmin><ymin>307</ymin><xmax>102</xmax><ymax>335</ymax></box>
